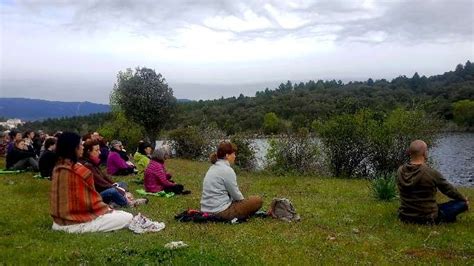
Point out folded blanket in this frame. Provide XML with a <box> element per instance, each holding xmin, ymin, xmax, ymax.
<box><xmin>135</xmin><ymin>188</ymin><xmax>175</xmax><ymax>198</ymax></box>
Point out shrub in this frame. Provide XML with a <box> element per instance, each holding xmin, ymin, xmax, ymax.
<box><xmin>316</xmin><ymin>108</ymin><xmax>441</xmax><ymax>178</ymax></box>
<box><xmin>370</xmin><ymin>174</ymin><xmax>398</xmax><ymax>201</ymax></box>
<box><xmin>168</xmin><ymin>125</ymin><xmax>226</xmax><ymax>160</ymax></box>
<box><xmin>231</xmin><ymin>134</ymin><xmax>257</xmax><ymax>171</ymax></box>
<box><xmin>98</xmin><ymin>111</ymin><xmax>143</xmax><ymax>153</ymax></box>
<box><xmin>453</xmin><ymin>99</ymin><xmax>474</xmax><ymax>127</ymax></box>
<box><xmin>168</xmin><ymin>127</ymin><xmax>205</xmax><ymax>159</ymax></box>
<box><xmin>367</xmin><ymin>108</ymin><xmax>440</xmax><ymax>176</ymax></box>
<box><xmin>316</xmin><ymin>110</ymin><xmax>373</xmax><ymax>178</ymax></box>
<box><xmin>265</xmin><ymin>128</ymin><xmax>323</xmax><ymax>175</ymax></box>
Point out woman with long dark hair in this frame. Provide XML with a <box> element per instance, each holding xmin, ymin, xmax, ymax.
<box><xmin>50</xmin><ymin>132</ymin><xmax>133</xmax><ymax>233</ymax></box>
<box><xmin>200</xmin><ymin>141</ymin><xmax>263</xmax><ymax>220</ymax></box>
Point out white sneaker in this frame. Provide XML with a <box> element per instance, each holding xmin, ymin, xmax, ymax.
<box><xmin>128</xmin><ymin>213</ymin><xmax>165</xmax><ymax>234</ymax></box>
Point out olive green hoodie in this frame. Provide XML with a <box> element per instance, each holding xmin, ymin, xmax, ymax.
<box><xmin>397</xmin><ymin>163</ymin><xmax>465</xmax><ymax>222</ymax></box>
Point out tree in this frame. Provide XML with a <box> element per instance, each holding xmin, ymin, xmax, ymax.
<box><xmin>263</xmin><ymin>112</ymin><xmax>281</xmax><ymax>134</ymax></box>
<box><xmin>453</xmin><ymin>100</ymin><xmax>474</xmax><ymax>127</ymax></box>
<box><xmin>113</xmin><ymin>67</ymin><xmax>177</xmax><ymax>141</ymax></box>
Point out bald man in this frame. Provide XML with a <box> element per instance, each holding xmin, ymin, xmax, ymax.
<box><xmin>397</xmin><ymin>140</ymin><xmax>469</xmax><ymax>224</ymax></box>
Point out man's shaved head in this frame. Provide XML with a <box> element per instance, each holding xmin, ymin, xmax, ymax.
<box><xmin>408</xmin><ymin>140</ymin><xmax>428</xmax><ymax>158</ymax></box>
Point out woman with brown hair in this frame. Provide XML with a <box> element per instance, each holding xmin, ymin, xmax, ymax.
<box><xmin>200</xmin><ymin>141</ymin><xmax>263</xmax><ymax>220</ymax></box>
<box><xmin>81</xmin><ymin>139</ymin><xmax>148</xmax><ymax>207</ymax></box>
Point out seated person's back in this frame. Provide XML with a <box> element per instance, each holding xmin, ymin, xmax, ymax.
<box><xmin>39</xmin><ymin>137</ymin><xmax>57</xmax><ymax>178</ymax></box>
<box><xmin>397</xmin><ymin>140</ymin><xmax>469</xmax><ymax>224</ymax></box>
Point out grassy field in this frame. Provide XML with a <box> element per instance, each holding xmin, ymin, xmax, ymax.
<box><xmin>1</xmin><ymin>159</ymin><xmax>473</xmax><ymax>265</ymax></box>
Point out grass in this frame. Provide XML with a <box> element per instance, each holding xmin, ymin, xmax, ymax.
<box><xmin>0</xmin><ymin>158</ymin><xmax>473</xmax><ymax>265</ymax></box>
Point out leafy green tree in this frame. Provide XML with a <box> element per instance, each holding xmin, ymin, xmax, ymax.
<box><xmin>113</xmin><ymin>67</ymin><xmax>177</xmax><ymax>141</ymax></box>
<box><xmin>453</xmin><ymin>99</ymin><xmax>474</xmax><ymax>127</ymax></box>
<box><xmin>98</xmin><ymin>111</ymin><xmax>143</xmax><ymax>153</ymax></box>
<box><xmin>263</xmin><ymin>112</ymin><xmax>281</xmax><ymax>134</ymax></box>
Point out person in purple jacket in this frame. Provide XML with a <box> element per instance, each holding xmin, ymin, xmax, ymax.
<box><xmin>107</xmin><ymin>140</ymin><xmax>135</xmax><ymax>176</ymax></box>
<box><xmin>144</xmin><ymin>146</ymin><xmax>190</xmax><ymax>195</ymax></box>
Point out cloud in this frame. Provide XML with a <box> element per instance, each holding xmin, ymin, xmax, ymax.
<box><xmin>6</xmin><ymin>0</ymin><xmax>473</xmax><ymax>44</ymax></box>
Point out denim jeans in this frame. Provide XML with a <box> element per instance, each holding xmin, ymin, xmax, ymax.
<box><xmin>437</xmin><ymin>200</ymin><xmax>468</xmax><ymax>223</ymax></box>
<box><xmin>100</xmin><ymin>187</ymin><xmax>128</xmax><ymax>207</ymax></box>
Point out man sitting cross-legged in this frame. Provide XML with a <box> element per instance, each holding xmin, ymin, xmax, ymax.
<box><xmin>397</xmin><ymin>140</ymin><xmax>469</xmax><ymax>224</ymax></box>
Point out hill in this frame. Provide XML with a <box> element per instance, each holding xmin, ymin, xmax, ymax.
<box><xmin>0</xmin><ymin>98</ymin><xmax>110</xmax><ymax>121</ymax></box>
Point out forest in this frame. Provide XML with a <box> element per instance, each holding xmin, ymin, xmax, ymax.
<box><xmin>16</xmin><ymin>61</ymin><xmax>474</xmax><ymax>135</ymax></box>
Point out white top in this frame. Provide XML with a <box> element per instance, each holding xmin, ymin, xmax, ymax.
<box><xmin>200</xmin><ymin>160</ymin><xmax>244</xmax><ymax>213</ymax></box>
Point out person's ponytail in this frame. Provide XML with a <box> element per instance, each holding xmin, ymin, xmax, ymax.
<box><xmin>210</xmin><ymin>152</ymin><xmax>218</xmax><ymax>164</ymax></box>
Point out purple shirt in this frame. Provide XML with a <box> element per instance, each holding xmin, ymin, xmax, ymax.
<box><xmin>106</xmin><ymin>151</ymin><xmax>131</xmax><ymax>175</ymax></box>
<box><xmin>144</xmin><ymin>160</ymin><xmax>174</xmax><ymax>193</ymax></box>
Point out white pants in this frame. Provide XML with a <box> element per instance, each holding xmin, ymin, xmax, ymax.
<box><xmin>52</xmin><ymin>210</ymin><xmax>133</xmax><ymax>233</ymax></box>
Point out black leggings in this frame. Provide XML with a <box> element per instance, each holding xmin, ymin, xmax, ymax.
<box><xmin>164</xmin><ymin>184</ymin><xmax>185</xmax><ymax>194</ymax></box>
<box><xmin>113</xmin><ymin>167</ymin><xmax>135</xmax><ymax>176</ymax></box>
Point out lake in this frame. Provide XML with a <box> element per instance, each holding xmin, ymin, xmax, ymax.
<box><xmin>251</xmin><ymin>133</ymin><xmax>474</xmax><ymax>187</ymax></box>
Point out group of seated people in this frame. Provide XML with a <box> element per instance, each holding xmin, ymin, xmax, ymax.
<box><xmin>47</xmin><ymin>131</ymin><xmax>262</xmax><ymax>233</ymax></box>
<box><xmin>3</xmin><ymin>127</ymin><xmax>470</xmax><ymax>233</ymax></box>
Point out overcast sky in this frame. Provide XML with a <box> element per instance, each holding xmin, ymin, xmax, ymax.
<box><xmin>1</xmin><ymin>0</ymin><xmax>473</xmax><ymax>103</ymax></box>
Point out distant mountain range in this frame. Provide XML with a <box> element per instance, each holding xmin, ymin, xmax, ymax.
<box><xmin>0</xmin><ymin>97</ymin><xmax>193</xmax><ymax>121</ymax></box>
<box><xmin>0</xmin><ymin>98</ymin><xmax>110</xmax><ymax>121</ymax></box>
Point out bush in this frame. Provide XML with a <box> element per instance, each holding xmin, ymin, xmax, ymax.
<box><xmin>231</xmin><ymin>134</ymin><xmax>257</xmax><ymax>171</ymax></box>
<box><xmin>316</xmin><ymin>108</ymin><xmax>441</xmax><ymax>178</ymax></box>
<box><xmin>98</xmin><ymin>111</ymin><xmax>143</xmax><ymax>153</ymax></box>
<box><xmin>367</xmin><ymin>108</ymin><xmax>440</xmax><ymax>176</ymax></box>
<box><xmin>370</xmin><ymin>174</ymin><xmax>398</xmax><ymax>201</ymax></box>
<box><xmin>453</xmin><ymin>99</ymin><xmax>474</xmax><ymax>127</ymax></box>
<box><xmin>168</xmin><ymin>125</ymin><xmax>226</xmax><ymax>160</ymax></box>
<box><xmin>265</xmin><ymin>129</ymin><xmax>323</xmax><ymax>175</ymax></box>
<box><xmin>316</xmin><ymin>111</ymin><xmax>373</xmax><ymax>178</ymax></box>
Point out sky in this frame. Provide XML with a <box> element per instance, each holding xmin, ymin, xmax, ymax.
<box><xmin>0</xmin><ymin>0</ymin><xmax>473</xmax><ymax>104</ymax></box>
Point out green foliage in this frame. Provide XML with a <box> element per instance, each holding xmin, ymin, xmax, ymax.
<box><xmin>173</xmin><ymin>61</ymin><xmax>473</xmax><ymax>133</ymax></box>
<box><xmin>453</xmin><ymin>99</ymin><xmax>474</xmax><ymax>127</ymax></box>
<box><xmin>316</xmin><ymin>111</ymin><xmax>373</xmax><ymax>178</ymax></box>
<box><xmin>168</xmin><ymin>127</ymin><xmax>204</xmax><ymax>159</ymax></box>
<box><xmin>370</xmin><ymin>174</ymin><xmax>398</xmax><ymax>201</ymax></box>
<box><xmin>98</xmin><ymin>111</ymin><xmax>143</xmax><ymax>153</ymax></box>
<box><xmin>266</xmin><ymin>129</ymin><xmax>323</xmax><ymax>175</ymax></box>
<box><xmin>368</xmin><ymin>108</ymin><xmax>440</xmax><ymax>176</ymax></box>
<box><xmin>168</xmin><ymin>125</ymin><xmax>226</xmax><ymax>160</ymax></box>
<box><xmin>263</xmin><ymin>112</ymin><xmax>281</xmax><ymax>134</ymax></box>
<box><xmin>317</xmin><ymin>108</ymin><xmax>440</xmax><ymax>178</ymax></box>
<box><xmin>113</xmin><ymin>67</ymin><xmax>177</xmax><ymax>141</ymax></box>
<box><xmin>230</xmin><ymin>134</ymin><xmax>257</xmax><ymax>171</ymax></box>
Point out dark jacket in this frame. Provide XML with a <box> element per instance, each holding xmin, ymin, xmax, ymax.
<box><xmin>81</xmin><ymin>158</ymin><xmax>116</xmax><ymax>193</ymax></box>
<box><xmin>397</xmin><ymin>163</ymin><xmax>465</xmax><ymax>222</ymax></box>
<box><xmin>6</xmin><ymin>147</ymin><xmax>36</xmax><ymax>169</ymax></box>
<box><xmin>38</xmin><ymin>150</ymin><xmax>57</xmax><ymax>178</ymax></box>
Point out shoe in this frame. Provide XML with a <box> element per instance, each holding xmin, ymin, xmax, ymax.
<box><xmin>131</xmin><ymin>198</ymin><xmax>149</xmax><ymax>207</ymax></box>
<box><xmin>128</xmin><ymin>213</ymin><xmax>165</xmax><ymax>234</ymax></box>
<box><xmin>181</xmin><ymin>190</ymin><xmax>191</xmax><ymax>195</ymax></box>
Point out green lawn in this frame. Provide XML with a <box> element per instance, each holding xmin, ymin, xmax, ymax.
<box><xmin>1</xmin><ymin>159</ymin><xmax>473</xmax><ymax>265</ymax></box>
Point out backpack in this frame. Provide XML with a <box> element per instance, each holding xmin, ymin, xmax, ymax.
<box><xmin>269</xmin><ymin>198</ymin><xmax>301</xmax><ymax>222</ymax></box>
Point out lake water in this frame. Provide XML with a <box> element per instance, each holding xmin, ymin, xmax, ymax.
<box><xmin>251</xmin><ymin>133</ymin><xmax>474</xmax><ymax>187</ymax></box>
